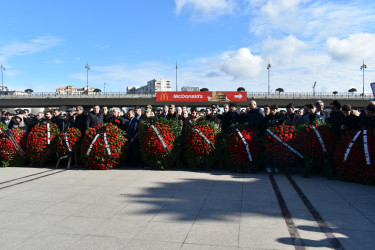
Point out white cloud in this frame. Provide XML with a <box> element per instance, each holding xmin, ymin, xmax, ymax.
<box><xmin>220</xmin><ymin>48</ymin><xmax>263</xmax><ymax>79</ymax></box>
<box><xmin>0</xmin><ymin>36</ymin><xmax>64</xmax><ymax>60</ymax></box>
<box><xmin>326</xmin><ymin>33</ymin><xmax>375</xmax><ymax>62</ymax></box>
<box><xmin>47</xmin><ymin>59</ymin><xmax>64</xmax><ymax>64</ymax></box>
<box><xmin>175</xmin><ymin>0</ymin><xmax>236</xmax><ymax>21</ymax></box>
<box><xmin>262</xmin><ymin>35</ymin><xmax>308</xmax><ymax>66</ymax></box>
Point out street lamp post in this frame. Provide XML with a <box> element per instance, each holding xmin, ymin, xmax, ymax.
<box><xmin>267</xmin><ymin>62</ymin><xmax>271</xmax><ymax>95</ymax></box>
<box><xmin>360</xmin><ymin>61</ymin><xmax>367</xmax><ymax>97</ymax></box>
<box><xmin>176</xmin><ymin>61</ymin><xmax>178</xmax><ymax>91</ymax></box>
<box><xmin>313</xmin><ymin>81</ymin><xmax>317</xmax><ymax>96</ymax></box>
<box><xmin>85</xmin><ymin>63</ymin><xmax>90</xmax><ymax>93</ymax></box>
<box><xmin>104</xmin><ymin>82</ymin><xmax>106</xmax><ymax>95</ymax></box>
<box><xmin>0</xmin><ymin>64</ymin><xmax>5</xmax><ymax>95</ymax></box>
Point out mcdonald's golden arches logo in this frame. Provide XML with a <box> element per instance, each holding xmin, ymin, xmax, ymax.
<box><xmin>159</xmin><ymin>93</ymin><xmax>169</xmax><ymax>101</ymax></box>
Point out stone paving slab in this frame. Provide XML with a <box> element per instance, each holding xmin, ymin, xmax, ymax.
<box><xmin>0</xmin><ymin>167</ymin><xmax>375</xmax><ymax>249</ymax></box>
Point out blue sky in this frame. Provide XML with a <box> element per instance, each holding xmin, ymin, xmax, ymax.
<box><xmin>1</xmin><ymin>0</ymin><xmax>375</xmax><ymax>94</ymax></box>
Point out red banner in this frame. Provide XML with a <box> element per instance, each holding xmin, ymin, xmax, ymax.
<box><xmin>156</xmin><ymin>91</ymin><xmax>247</xmax><ymax>102</ymax></box>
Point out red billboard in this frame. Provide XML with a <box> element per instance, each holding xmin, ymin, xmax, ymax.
<box><xmin>156</xmin><ymin>91</ymin><xmax>247</xmax><ymax>102</ymax></box>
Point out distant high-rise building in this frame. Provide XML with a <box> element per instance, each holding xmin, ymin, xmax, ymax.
<box><xmin>127</xmin><ymin>79</ymin><xmax>172</xmax><ymax>94</ymax></box>
<box><xmin>181</xmin><ymin>86</ymin><xmax>200</xmax><ymax>91</ymax></box>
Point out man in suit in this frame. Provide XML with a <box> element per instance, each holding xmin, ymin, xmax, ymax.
<box><xmin>127</xmin><ymin>109</ymin><xmax>140</xmax><ymax>166</ymax></box>
<box><xmin>86</xmin><ymin>105</ymin><xmax>104</xmax><ymax>130</ymax></box>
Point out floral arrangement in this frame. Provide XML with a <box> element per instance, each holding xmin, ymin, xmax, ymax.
<box><xmin>27</xmin><ymin>122</ymin><xmax>59</xmax><ymax>165</ymax></box>
<box><xmin>334</xmin><ymin>129</ymin><xmax>375</xmax><ymax>184</ymax></box>
<box><xmin>0</xmin><ymin>128</ymin><xmax>27</xmax><ymax>167</ymax></box>
<box><xmin>226</xmin><ymin>126</ymin><xmax>260</xmax><ymax>172</ymax></box>
<box><xmin>81</xmin><ymin>123</ymin><xmax>127</xmax><ymax>169</ymax></box>
<box><xmin>265</xmin><ymin>125</ymin><xmax>301</xmax><ymax>167</ymax></box>
<box><xmin>297</xmin><ymin>124</ymin><xmax>336</xmax><ymax>177</ymax></box>
<box><xmin>140</xmin><ymin>121</ymin><xmax>176</xmax><ymax>169</ymax></box>
<box><xmin>55</xmin><ymin>127</ymin><xmax>82</xmax><ymax>158</ymax></box>
<box><xmin>184</xmin><ymin>120</ymin><xmax>219</xmax><ymax>170</ymax></box>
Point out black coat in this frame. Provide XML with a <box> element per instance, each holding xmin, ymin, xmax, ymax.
<box><xmin>72</xmin><ymin>113</ymin><xmax>88</xmax><ymax>134</ymax></box>
<box><xmin>221</xmin><ymin>111</ymin><xmax>244</xmax><ymax>131</ymax></box>
<box><xmin>86</xmin><ymin>111</ymin><xmax>104</xmax><ymax>130</ymax></box>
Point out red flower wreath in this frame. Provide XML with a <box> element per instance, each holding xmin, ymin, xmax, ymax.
<box><xmin>141</xmin><ymin>122</ymin><xmax>175</xmax><ymax>157</ymax></box>
<box><xmin>55</xmin><ymin>127</ymin><xmax>82</xmax><ymax>158</ymax></box>
<box><xmin>334</xmin><ymin>129</ymin><xmax>375</xmax><ymax>184</ymax></box>
<box><xmin>265</xmin><ymin>125</ymin><xmax>300</xmax><ymax>166</ymax></box>
<box><xmin>227</xmin><ymin>128</ymin><xmax>259</xmax><ymax>167</ymax></box>
<box><xmin>0</xmin><ymin>128</ymin><xmax>27</xmax><ymax>166</ymax></box>
<box><xmin>27</xmin><ymin>122</ymin><xmax>59</xmax><ymax>165</ymax></box>
<box><xmin>81</xmin><ymin>123</ymin><xmax>127</xmax><ymax>170</ymax></box>
<box><xmin>299</xmin><ymin>125</ymin><xmax>336</xmax><ymax>160</ymax></box>
<box><xmin>185</xmin><ymin>124</ymin><xmax>217</xmax><ymax>169</ymax></box>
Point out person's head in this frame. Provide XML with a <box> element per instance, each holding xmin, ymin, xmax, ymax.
<box><xmin>169</xmin><ymin>104</ymin><xmax>176</xmax><ymax>114</ymax></box>
<box><xmin>112</xmin><ymin>107</ymin><xmax>120</xmax><ymax>117</ymax></box>
<box><xmin>144</xmin><ymin>107</ymin><xmax>152</xmax><ymax>118</ymax></box>
<box><xmin>74</xmin><ymin>106</ymin><xmax>83</xmax><ymax>115</ymax></box>
<box><xmin>182</xmin><ymin>110</ymin><xmax>189</xmax><ymax>118</ymax></box>
<box><xmin>298</xmin><ymin>108</ymin><xmax>304</xmax><ymax>116</ymax></box>
<box><xmin>24</xmin><ymin>109</ymin><xmax>29</xmax><ymax>116</ymax></box>
<box><xmin>66</xmin><ymin>108</ymin><xmax>75</xmax><ymax>117</ymax></box>
<box><xmin>206</xmin><ymin>107</ymin><xmax>212</xmax><ymax>115</ymax></box>
<box><xmin>176</xmin><ymin>106</ymin><xmax>182</xmax><ymax>115</ymax></box>
<box><xmin>15</xmin><ymin>115</ymin><xmax>23</xmax><ymax>123</ymax></box>
<box><xmin>45</xmin><ymin>111</ymin><xmax>53</xmax><ymax>119</ymax></box>
<box><xmin>5</xmin><ymin>112</ymin><xmax>12</xmax><ymax>120</ymax></box>
<box><xmin>63</xmin><ymin>112</ymin><xmax>70</xmax><ymax>121</ymax></box>
<box><xmin>190</xmin><ymin>107</ymin><xmax>198</xmax><ymax>117</ymax></box>
<box><xmin>270</xmin><ymin>104</ymin><xmax>278</xmax><ymax>115</ymax></box>
<box><xmin>135</xmin><ymin>106</ymin><xmax>142</xmax><ymax>117</ymax></box>
<box><xmin>314</xmin><ymin>100</ymin><xmax>324</xmax><ymax>111</ymax></box>
<box><xmin>365</xmin><ymin>103</ymin><xmax>375</xmax><ymax>118</ymax></box>
<box><xmin>263</xmin><ymin>105</ymin><xmax>270</xmax><ymax>115</ymax></box>
<box><xmin>36</xmin><ymin>112</ymin><xmax>44</xmax><ymax>120</ymax></box>
<box><xmin>199</xmin><ymin>108</ymin><xmax>206</xmax><ymax>116</ymax></box>
<box><xmin>211</xmin><ymin>104</ymin><xmax>218</xmax><ymax>112</ymax></box>
<box><xmin>249</xmin><ymin>100</ymin><xmax>257</xmax><ymax>110</ymax></box>
<box><xmin>304</xmin><ymin>104</ymin><xmax>315</xmax><ymax>114</ymax></box>
<box><xmin>53</xmin><ymin>109</ymin><xmax>61</xmax><ymax>117</ymax></box>
<box><xmin>102</xmin><ymin>106</ymin><xmax>109</xmax><ymax>114</ymax></box>
<box><xmin>342</xmin><ymin>104</ymin><xmax>352</xmax><ymax>117</ymax></box>
<box><xmin>19</xmin><ymin>109</ymin><xmax>27</xmax><ymax>118</ymax></box>
<box><xmin>330</xmin><ymin>100</ymin><xmax>342</xmax><ymax>111</ymax></box>
<box><xmin>229</xmin><ymin>103</ymin><xmax>237</xmax><ymax>112</ymax></box>
<box><xmin>127</xmin><ymin>109</ymin><xmax>135</xmax><ymax>119</ymax></box>
<box><xmin>182</xmin><ymin>106</ymin><xmax>187</xmax><ymax>112</ymax></box>
<box><xmin>163</xmin><ymin>105</ymin><xmax>169</xmax><ymax>114</ymax></box>
<box><xmin>240</xmin><ymin>109</ymin><xmax>246</xmax><ymax>115</ymax></box>
<box><xmin>93</xmin><ymin>105</ymin><xmax>100</xmax><ymax>114</ymax></box>
<box><xmin>286</xmin><ymin>103</ymin><xmax>295</xmax><ymax>115</ymax></box>
<box><xmin>223</xmin><ymin>104</ymin><xmax>229</xmax><ymax>113</ymax></box>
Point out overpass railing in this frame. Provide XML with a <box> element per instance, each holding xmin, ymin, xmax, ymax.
<box><xmin>0</xmin><ymin>92</ymin><xmax>373</xmax><ymax>100</ymax></box>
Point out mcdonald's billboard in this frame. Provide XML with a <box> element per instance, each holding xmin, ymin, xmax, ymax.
<box><xmin>156</xmin><ymin>91</ymin><xmax>247</xmax><ymax>102</ymax></box>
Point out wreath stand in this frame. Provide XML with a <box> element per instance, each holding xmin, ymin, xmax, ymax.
<box><xmin>56</xmin><ymin>152</ymin><xmax>78</xmax><ymax>169</ymax></box>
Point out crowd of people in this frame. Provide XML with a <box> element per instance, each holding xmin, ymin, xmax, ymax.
<box><xmin>1</xmin><ymin>99</ymin><xmax>375</xmax><ymax>167</ymax></box>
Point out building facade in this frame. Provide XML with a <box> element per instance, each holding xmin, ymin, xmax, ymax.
<box><xmin>181</xmin><ymin>86</ymin><xmax>200</xmax><ymax>91</ymax></box>
<box><xmin>56</xmin><ymin>85</ymin><xmax>96</xmax><ymax>95</ymax></box>
<box><xmin>127</xmin><ymin>79</ymin><xmax>172</xmax><ymax>94</ymax></box>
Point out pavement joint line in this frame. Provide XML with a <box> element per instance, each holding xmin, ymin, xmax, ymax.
<box><xmin>0</xmin><ymin>169</ymin><xmax>67</xmax><ymax>190</ymax></box>
<box><xmin>285</xmin><ymin>173</ymin><xmax>345</xmax><ymax>250</ymax></box>
<box><xmin>268</xmin><ymin>173</ymin><xmax>305</xmax><ymax>250</ymax></box>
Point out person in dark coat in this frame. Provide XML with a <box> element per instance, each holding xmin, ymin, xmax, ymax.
<box><xmin>221</xmin><ymin>102</ymin><xmax>243</xmax><ymax>131</ymax></box>
<box><xmin>359</xmin><ymin>102</ymin><xmax>375</xmax><ymax>128</ymax></box>
<box><xmin>246</xmin><ymin>100</ymin><xmax>265</xmax><ymax>130</ymax></box>
<box><xmin>109</xmin><ymin>107</ymin><xmax>126</xmax><ymax>131</ymax></box>
<box><xmin>126</xmin><ymin>109</ymin><xmax>140</xmax><ymax>166</ymax></box>
<box><xmin>314</xmin><ymin>100</ymin><xmax>330</xmax><ymax>123</ymax></box>
<box><xmin>327</xmin><ymin>99</ymin><xmax>344</xmax><ymax>135</ymax></box>
<box><xmin>340</xmin><ymin>104</ymin><xmax>360</xmax><ymax>132</ymax></box>
<box><xmin>51</xmin><ymin>109</ymin><xmax>65</xmax><ymax>131</ymax></box>
<box><xmin>85</xmin><ymin>105</ymin><xmax>104</xmax><ymax>130</ymax></box>
<box><xmin>72</xmin><ymin>106</ymin><xmax>88</xmax><ymax>135</ymax></box>
<box><xmin>302</xmin><ymin>104</ymin><xmax>321</xmax><ymax>125</ymax></box>
<box><xmin>284</xmin><ymin>103</ymin><xmax>303</xmax><ymax>126</ymax></box>
<box><xmin>102</xmin><ymin>106</ymin><xmax>111</xmax><ymax>123</ymax></box>
<box><xmin>265</xmin><ymin>104</ymin><xmax>284</xmax><ymax>128</ymax></box>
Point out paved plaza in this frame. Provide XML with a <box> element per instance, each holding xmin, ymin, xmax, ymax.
<box><xmin>0</xmin><ymin>167</ymin><xmax>375</xmax><ymax>249</ymax></box>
